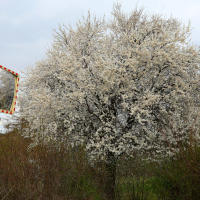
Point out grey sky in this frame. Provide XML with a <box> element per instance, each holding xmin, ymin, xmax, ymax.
<box><xmin>0</xmin><ymin>0</ymin><xmax>200</xmax><ymax>132</ymax></box>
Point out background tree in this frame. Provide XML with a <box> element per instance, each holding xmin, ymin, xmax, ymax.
<box><xmin>18</xmin><ymin>2</ymin><xmax>200</xmax><ymax>199</ymax></box>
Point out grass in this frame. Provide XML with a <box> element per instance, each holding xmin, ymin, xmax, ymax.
<box><xmin>115</xmin><ymin>176</ymin><xmax>158</xmax><ymax>200</ymax></box>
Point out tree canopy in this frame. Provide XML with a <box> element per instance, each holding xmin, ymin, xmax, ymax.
<box><xmin>18</xmin><ymin>2</ymin><xmax>200</xmax><ymax>166</ymax></box>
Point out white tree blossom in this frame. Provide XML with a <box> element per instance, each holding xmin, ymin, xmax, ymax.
<box><xmin>18</xmin><ymin>4</ymin><xmax>200</xmax><ymax>197</ymax></box>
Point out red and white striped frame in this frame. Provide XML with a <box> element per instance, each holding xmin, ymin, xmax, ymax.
<box><xmin>0</xmin><ymin>65</ymin><xmax>20</xmax><ymax>115</ymax></box>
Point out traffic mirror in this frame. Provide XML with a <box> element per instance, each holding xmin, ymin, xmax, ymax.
<box><xmin>0</xmin><ymin>65</ymin><xmax>19</xmax><ymax>114</ymax></box>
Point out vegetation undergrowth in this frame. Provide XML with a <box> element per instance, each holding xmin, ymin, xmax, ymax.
<box><xmin>0</xmin><ymin>116</ymin><xmax>199</xmax><ymax>199</ymax></box>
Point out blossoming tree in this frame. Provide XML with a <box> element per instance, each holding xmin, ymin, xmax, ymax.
<box><xmin>18</xmin><ymin>3</ymin><xmax>200</xmax><ymax>199</ymax></box>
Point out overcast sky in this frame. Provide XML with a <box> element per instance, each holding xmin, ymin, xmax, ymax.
<box><xmin>0</xmin><ymin>0</ymin><xmax>200</xmax><ymax>132</ymax></box>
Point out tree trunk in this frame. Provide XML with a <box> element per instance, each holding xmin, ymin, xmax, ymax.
<box><xmin>104</xmin><ymin>152</ymin><xmax>117</xmax><ymax>200</ymax></box>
